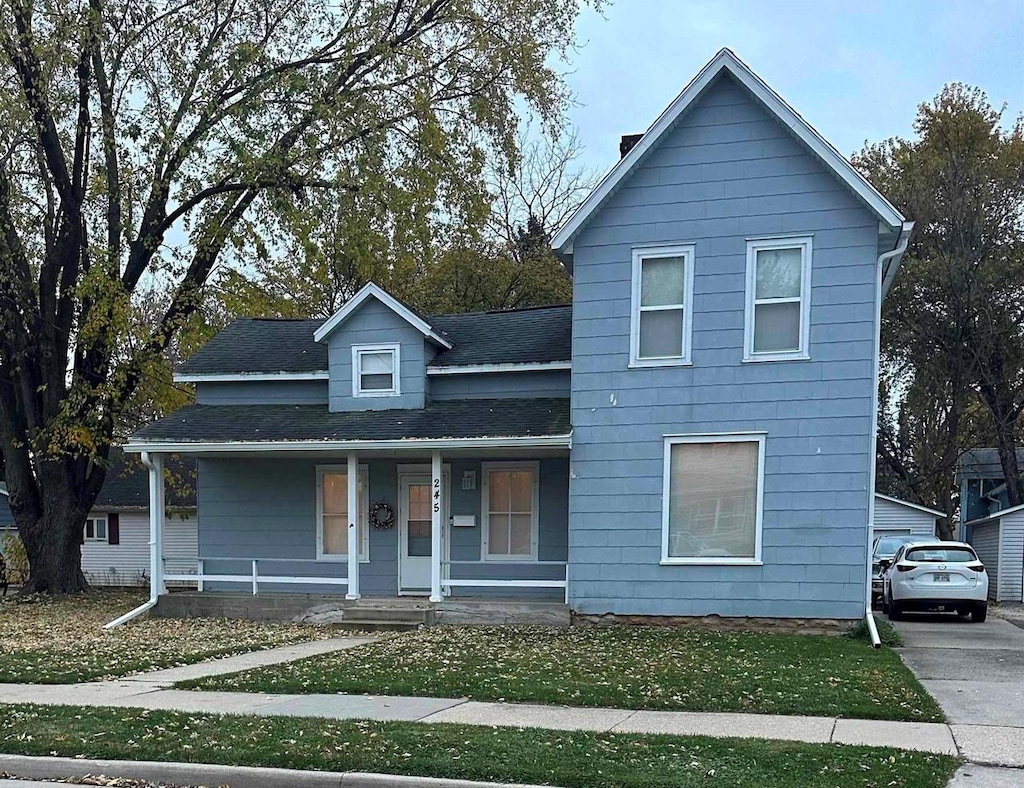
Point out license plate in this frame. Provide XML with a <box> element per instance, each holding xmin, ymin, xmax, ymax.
<box><xmin>934</xmin><ymin>573</ymin><xmax>950</xmax><ymax>582</ymax></box>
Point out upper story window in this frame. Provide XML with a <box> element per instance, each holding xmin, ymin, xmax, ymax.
<box><xmin>744</xmin><ymin>237</ymin><xmax>812</xmax><ymax>362</ymax></box>
<box><xmin>630</xmin><ymin>244</ymin><xmax>695</xmax><ymax>367</ymax></box>
<box><xmin>83</xmin><ymin>515</ymin><xmax>107</xmax><ymax>542</ymax></box>
<box><xmin>352</xmin><ymin>343</ymin><xmax>400</xmax><ymax>397</ymax></box>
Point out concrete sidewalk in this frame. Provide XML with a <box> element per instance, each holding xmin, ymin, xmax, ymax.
<box><xmin>0</xmin><ymin>678</ymin><xmax>963</xmax><ymax>757</ymax></box>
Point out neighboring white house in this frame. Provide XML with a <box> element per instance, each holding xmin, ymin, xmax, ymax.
<box><xmin>965</xmin><ymin>504</ymin><xmax>1024</xmax><ymax>603</ymax></box>
<box><xmin>872</xmin><ymin>494</ymin><xmax>941</xmax><ymax>543</ymax></box>
<box><xmin>1</xmin><ymin>451</ymin><xmax>197</xmax><ymax>587</ymax></box>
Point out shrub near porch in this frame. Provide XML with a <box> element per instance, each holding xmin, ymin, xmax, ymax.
<box><xmin>181</xmin><ymin>625</ymin><xmax>943</xmax><ymax>722</ymax></box>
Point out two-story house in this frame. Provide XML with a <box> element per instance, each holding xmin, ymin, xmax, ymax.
<box><xmin>123</xmin><ymin>49</ymin><xmax>913</xmax><ymax>629</ymax></box>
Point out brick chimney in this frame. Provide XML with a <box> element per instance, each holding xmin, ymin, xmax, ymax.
<box><xmin>619</xmin><ymin>133</ymin><xmax>643</xmax><ymax>159</ymax></box>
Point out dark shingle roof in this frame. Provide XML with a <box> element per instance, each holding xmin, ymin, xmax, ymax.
<box><xmin>429</xmin><ymin>305</ymin><xmax>572</xmax><ymax>367</ymax></box>
<box><xmin>177</xmin><ymin>304</ymin><xmax>572</xmax><ymax>376</ymax></box>
<box><xmin>95</xmin><ymin>449</ymin><xmax>197</xmax><ymax>509</ymax></box>
<box><xmin>132</xmin><ymin>399</ymin><xmax>571</xmax><ymax>444</ymax></box>
<box><xmin>957</xmin><ymin>448</ymin><xmax>1024</xmax><ymax>479</ymax></box>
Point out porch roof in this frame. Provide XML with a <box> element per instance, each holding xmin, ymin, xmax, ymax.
<box><xmin>125</xmin><ymin>398</ymin><xmax>571</xmax><ymax>453</ymax></box>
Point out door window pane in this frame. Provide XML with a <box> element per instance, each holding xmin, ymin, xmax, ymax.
<box><xmin>641</xmin><ymin>256</ymin><xmax>685</xmax><ymax>306</ymax></box>
<box><xmin>488</xmin><ymin>514</ymin><xmax>511</xmax><ymax>556</ymax></box>
<box><xmin>667</xmin><ymin>441</ymin><xmax>759</xmax><ymax>559</ymax></box>
<box><xmin>755</xmin><ymin>248</ymin><xmax>802</xmax><ymax>299</ymax></box>
<box><xmin>753</xmin><ymin>301</ymin><xmax>801</xmax><ymax>352</ymax></box>
<box><xmin>639</xmin><ymin>309</ymin><xmax>684</xmax><ymax>358</ymax></box>
<box><xmin>323</xmin><ymin>515</ymin><xmax>348</xmax><ymax>555</ymax></box>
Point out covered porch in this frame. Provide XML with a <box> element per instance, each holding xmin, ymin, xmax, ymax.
<box><xmin>125</xmin><ymin>399</ymin><xmax>572</xmax><ymax>614</ymax></box>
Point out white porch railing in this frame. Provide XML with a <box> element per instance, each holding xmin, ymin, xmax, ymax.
<box><xmin>163</xmin><ymin>557</ymin><xmax>348</xmax><ymax>595</ymax></box>
<box><xmin>443</xmin><ymin>560</ymin><xmax>569</xmax><ymax>604</ymax></box>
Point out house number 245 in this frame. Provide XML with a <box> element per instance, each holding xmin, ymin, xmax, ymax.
<box><xmin>433</xmin><ymin>478</ymin><xmax>440</xmax><ymax>513</ymax></box>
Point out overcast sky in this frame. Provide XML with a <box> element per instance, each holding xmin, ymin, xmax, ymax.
<box><xmin>562</xmin><ymin>1</ymin><xmax>1024</xmax><ymax>175</ymax></box>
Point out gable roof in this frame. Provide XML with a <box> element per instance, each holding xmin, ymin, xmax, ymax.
<box><xmin>874</xmin><ymin>493</ymin><xmax>944</xmax><ymax>519</ymax></box>
<box><xmin>176</xmin><ymin>304</ymin><xmax>572</xmax><ymax>379</ymax></box>
<box><xmin>551</xmin><ymin>48</ymin><xmax>906</xmax><ymax>256</ymax></box>
<box><xmin>312</xmin><ymin>282</ymin><xmax>453</xmax><ymax>348</ymax></box>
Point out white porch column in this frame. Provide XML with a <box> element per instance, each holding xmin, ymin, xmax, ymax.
<box><xmin>147</xmin><ymin>452</ymin><xmax>165</xmax><ymax>597</ymax></box>
<box><xmin>346</xmin><ymin>453</ymin><xmax>360</xmax><ymax>600</ymax></box>
<box><xmin>430</xmin><ymin>451</ymin><xmax>442</xmax><ymax>602</ymax></box>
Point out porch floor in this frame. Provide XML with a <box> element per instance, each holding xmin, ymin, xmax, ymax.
<box><xmin>153</xmin><ymin>591</ymin><xmax>570</xmax><ymax>628</ymax></box>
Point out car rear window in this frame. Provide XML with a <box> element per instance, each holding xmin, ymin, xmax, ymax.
<box><xmin>905</xmin><ymin>546</ymin><xmax>977</xmax><ymax>563</ymax></box>
<box><xmin>874</xmin><ymin>536</ymin><xmax>916</xmax><ymax>555</ymax></box>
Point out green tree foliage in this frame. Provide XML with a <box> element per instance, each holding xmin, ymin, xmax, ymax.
<box><xmin>0</xmin><ymin>0</ymin><xmax>597</xmax><ymax>593</ymax></box>
<box><xmin>856</xmin><ymin>85</ymin><xmax>1024</xmax><ymax>529</ymax></box>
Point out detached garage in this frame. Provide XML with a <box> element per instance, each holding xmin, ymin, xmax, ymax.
<box><xmin>873</xmin><ymin>494</ymin><xmax>941</xmax><ymax>542</ymax></box>
<box><xmin>966</xmin><ymin>504</ymin><xmax>1024</xmax><ymax>603</ymax></box>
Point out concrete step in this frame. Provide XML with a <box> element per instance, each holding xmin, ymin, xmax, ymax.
<box><xmin>339</xmin><ymin>607</ymin><xmax>430</xmax><ymax>623</ymax></box>
<box><xmin>329</xmin><ymin>619</ymin><xmax>422</xmax><ymax>632</ymax></box>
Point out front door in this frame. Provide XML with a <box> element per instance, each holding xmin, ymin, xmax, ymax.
<box><xmin>399</xmin><ymin>475</ymin><xmax>438</xmax><ymax>593</ymax></box>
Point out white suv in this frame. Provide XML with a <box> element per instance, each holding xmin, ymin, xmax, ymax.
<box><xmin>882</xmin><ymin>541</ymin><xmax>988</xmax><ymax>622</ymax></box>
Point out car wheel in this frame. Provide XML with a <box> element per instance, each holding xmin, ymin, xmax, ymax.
<box><xmin>971</xmin><ymin>603</ymin><xmax>988</xmax><ymax>623</ymax></box>
<box><xmin>888</xmin><ymin>600</ymin><xmax>902</xmax><ymax>621</ymax></box>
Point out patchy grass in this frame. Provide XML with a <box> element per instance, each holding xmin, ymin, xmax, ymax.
<box><xmin>0</xmin><ymin>591</ymin><xmax>341</xmax><ymax>684</ymax></box>
<box><xmin>847</xmin><ymin>615</ymin><xmax>904</xmax><ymax>647</ymax></box>
<box><xmin>0</xmin><ymin>704</ymin><xmax>958</xmax><ymax>788</ymax></box>
<box><xmin>182</xmin><ymin>625</ymin><xmax>943</xmax><ymax>722</ymax></box>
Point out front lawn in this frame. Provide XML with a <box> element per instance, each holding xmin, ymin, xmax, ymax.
<box><xmin>181</xmin><ymin>625</ymin><xmax>943</xmax><ymax>722</ymax></box>
<box><xmin>0</xmin><ymin>704</ymin><xmax>958</xmax><ymax>788</ymax></box>
<box><xmin>0</xmin><ymin>591</ymin><xmax>340</xmax><ymax>684</ymax></box>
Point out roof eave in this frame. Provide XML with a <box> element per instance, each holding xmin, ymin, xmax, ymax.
<box><xmin>551</xmin><ymin>47</ymin><xmax>906</xmax><ymax>255</ymax></box>
<box><xmin>124</xmin><ymin>434</ymin><xmax>573</xmax><ymax>454</ymax></box>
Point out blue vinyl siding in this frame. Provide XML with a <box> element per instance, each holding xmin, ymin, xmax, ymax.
<box><xmin>326</xmin><ymin>298</ymin><xmax>429</xmax><ymax>411</ymax></box>
<box><xmin>196</xmin><ymin>380</ymin><xmax>328</xmax><ymax>405</ymax></box>
<box><xmin>429</xmin><ymin>371</ymin><xmax>570</xmax><ymax>400</ymax></box>
<box><xmin>197</xmin><ymin>456</ymin><xmax>567</xmax><ymax>597</ymax></box>
<box><xmin>567</xmin><ymin>72</ymin><xmax>876</xmax><ymax>620</ymax></box>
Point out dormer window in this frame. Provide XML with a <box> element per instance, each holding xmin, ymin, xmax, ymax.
<box><xmin>352</xmin><ymin>343</ymin><xmax>400</xmax><ymax>397</ymax></box>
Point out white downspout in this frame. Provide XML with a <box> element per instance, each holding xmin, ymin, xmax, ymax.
<box><xmin>104</xmin><ymin>451</ymin><xmax>164</xmax><ymax>629</ymax></box>
<box><xmin>865</xmin><ymin>221</ymin><xmax>914</xmax><ymax>648</ymax></box>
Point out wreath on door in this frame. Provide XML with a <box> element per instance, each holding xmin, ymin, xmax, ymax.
<box><xmin>370</xmin><ymin>501</ymin><xmax>395</xmax><ymax>530</ymax></box>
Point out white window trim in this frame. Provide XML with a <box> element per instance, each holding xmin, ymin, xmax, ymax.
<box><xmin>316</xmin><ymin>464</ymin><xmax>370</xmax><ymax>562</ymax></box>
<box><xmin>351</xmin><ymin>343</ymin><xmax>401</xmax><ymax>398</ymax></box>
<box><xmin>480</xmin><ymin>460</ymin><xmax>540</xmax><ymax>562</ymax></box>
<box><xmin>83</xmin><ymin>514</ymin><xmax>108</xmax><ymax>542</ymax></box>
<box><xmin>629</xmin><ymin>244</ymin><xmax>696</xmax><ymax>368</ymax></box>
<box><xmin>660</xmin><ymin>432</ymin><xmax>765</xmax><ymax>566</ymax></box>
<box><xmin>743</xmin><ymin>236</ymin><xmax>812</xmax><ymax>363</ymax></box>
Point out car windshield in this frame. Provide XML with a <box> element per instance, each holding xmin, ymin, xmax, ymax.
<box><xmin>874</xmin><ymin>536</ymin><xmax>918</xmax><ymax>556</ymax></box>
<box><xmin>905</xmin><ymin>546</ymin><xmax>977</xmax><ymax>563</ymax></box>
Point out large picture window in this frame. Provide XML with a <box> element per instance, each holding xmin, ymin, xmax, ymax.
<box><xmin>482</xmin><ymin>462</ymin><xmax>539</xmax><ymax>560</ymax></box>
<box><xmin>317</xmin><ymin>466</ymin><xmax>369</xmax><ymax>561</ymax></box>
<box><xmin>744</xmin><ymin>237</ymin><xmax>812</xmax><ymax>361</ymax></box>
<box><xmin>352</xmin><ymin>344</ymin><xmax>399</xmax><ymax>397</ymax></box>
<box><xmin>662</xmin><ymin>435</ymin><xmax>764</xmax><ymax>565</ymax></box>
<box><xmin>630</xmin><ymin>245</ymin><xmax>695</xmax><ymax>366</ymax></box>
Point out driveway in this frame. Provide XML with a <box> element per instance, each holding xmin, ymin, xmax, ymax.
<box><xmin>895</xmin><ymin>612</ymin><xmax>1024</xmax><ymax>773</ymax></box>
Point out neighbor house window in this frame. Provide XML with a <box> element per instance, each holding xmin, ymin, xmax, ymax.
<box><xmin>482</xmin><ymin>462</ymin><xmax>539</xmax><ymax>560</ymax></box>
<box><xmin>83</xmin><ymin>515</ymin><xmax>107</xmax><ymax>542</ymax></box>
<box><xmin>352</xmin><ymin>344</ymin><xmax>399</xmax><ymax>397</ymax></box>
<box><xmin>630</xmin><ymin>245</ymin><xmax>695</xmax><ymax>366</ymax></box>
<box><xmin>662</xmin><ymin>434</ymin><xmax>764</xmax><ymax>564</ymax></box>
<box><xmin>744</xmin><ymin>237</ymin><xmax>812</xmax><ymax>361</ymax></box>
<box><xmin>317</xmin><ymin>466</ymin><xmax>369</xmax><ymax>561</ymax></box>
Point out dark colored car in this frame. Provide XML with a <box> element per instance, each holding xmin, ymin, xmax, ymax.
<box><xmin>871</xmin><ymin>534</ymin><xmax>923</xmax><ymax>603</ymax></box>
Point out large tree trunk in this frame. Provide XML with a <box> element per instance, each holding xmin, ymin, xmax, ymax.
<box><xmin>5</xmin><ymin>456</ymin><xmax>103</xmax><ymax>596</ymax></box>
<box><xmin>980</xmin><ymin>380</ymin><xmax>1024</xmax><ymax>508</ymax></box>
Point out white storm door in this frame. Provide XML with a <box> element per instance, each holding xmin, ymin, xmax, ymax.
<box><xmin>399</xmin><ymin>476</ymin><xmax>434</xmax><ymax>592</ymax></box>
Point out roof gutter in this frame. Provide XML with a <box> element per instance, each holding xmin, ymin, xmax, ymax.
<box><xmin>864</xmin><ymin>221</ymin><xmax>914</xmax><ymax>649</ymax></box>
<box><xmin>123</xmin><ymin>434</ymin><xmax>573</xmax><ymax>454</ymax></box>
